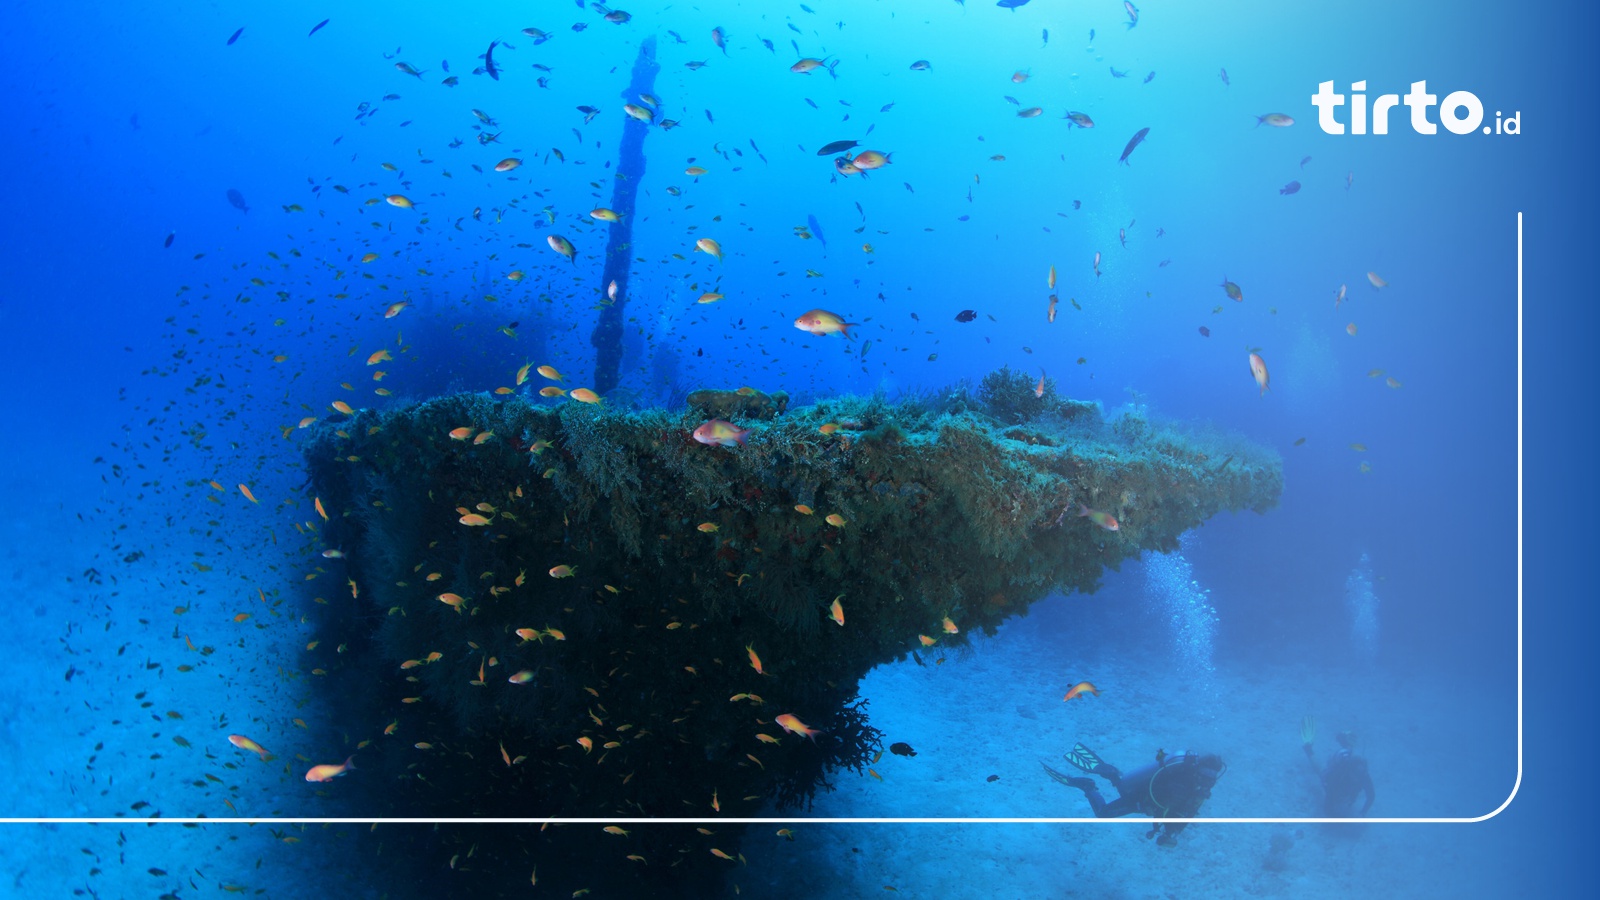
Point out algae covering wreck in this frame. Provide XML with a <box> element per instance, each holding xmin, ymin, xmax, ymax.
<box><xmin>301</xmin><ymin>367</ymin><xmax>1279</xmax><ymax>861</ymax></box>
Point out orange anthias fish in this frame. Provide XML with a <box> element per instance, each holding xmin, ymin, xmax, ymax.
<box><xmin>304</xmin><ymin>755</ymin><xmax>355</xmax><ymax>782</ymax></box>
<box><xmin>228</xmin><ymin>734</ymin><xmax>272</xmax><ymax>760</ymax></box>
<box><xmin>829</xmin><ymin>596</ymin><xmax>845</xmax><ymax>626</ymax></box>
<box><xmin>1034</xmin><ymin>371</ymin><xmax>1046</xmax><ymax>398</ymax></box>
<box><xmin>1248</xmin><ymin>352</ymin><xmax>1270</xmax><ymax>396</ymax></box>
<box><xmin>692</xmin><ymin>419</ymin><xmax>751</xmax><ymax>448</ymax></box>
<box><xmin>1078</xmin><ymin>505</ymin><xmax>1120</xmax><ymax>531</ymax></box>
<box><xmin>1063</xmin><ymin>681</ymin><xmax>1100</xmax><ymax>702</ymax></box>
<box><xmin>547</xmin><ymin>234</ymin><xmax>576</xmax><ymax>263</ymax></box>
<box><xmin>793</xmin><ymin>308</ymin><xmax>858</xmax><ymax>339</ymax></box>
<box><xmin>775</xmin><ymin>714</ymin><xmax>821</xmax><ymax>742</ymax></box>
<box><xmin>746</xmin><ymin>644</ymin><xmax>765</xmax><ymax>676</ymax></box>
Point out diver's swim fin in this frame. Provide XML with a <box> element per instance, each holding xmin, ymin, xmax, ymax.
<box><xmin>1040</xmin><ymin>761</ymin><xmax>1080</xmax><ymax>789</ymax></box>
<box><xmin>1300</xmin><ymin>716</ymin><xmax>1316</xmax><ymax>745</ymax></box>
<box><xmin>1064</xmin><ymin>742</ymin><xmax>1106</xmax><ymax>774</ymax></box>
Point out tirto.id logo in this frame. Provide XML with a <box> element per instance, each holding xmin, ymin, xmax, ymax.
<box><xmin>1312</xmin><ymin>81</ymin><xmax>1520</xmax><ymax>135</ymax></box>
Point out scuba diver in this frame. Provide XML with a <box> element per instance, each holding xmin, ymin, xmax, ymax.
<box><xmin>1301</xmin><ymin>717</ymin><xmax>1375</xmax><ymax>817</ymax></box>
<box><xmin>1043</xmin><ymin>742</ymin><xmax>1226</xmax><ymax>847</ymax></box>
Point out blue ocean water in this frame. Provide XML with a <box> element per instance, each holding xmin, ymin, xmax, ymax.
<box><xmin>0</xmin><ymin>0</ymin><xmax>1593</xmax><ymax>897</ymax></box>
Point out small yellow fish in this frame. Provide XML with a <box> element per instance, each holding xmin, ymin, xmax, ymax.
<box><xmin>919</xmin><ymin>634</ymin><xmax>937</xmax><ymax>647</ymax></box>
<box><xmin>448</xmin><ymin>426</ymin><xmax>474</xmax><ymax>440</ymax></box>
<box><xmin>332</xmin><ymin>400</ymin><xmax>355</xmax><ymax>415</ymax></box>
<box><xmin>685</xmin><ymin>166</ymin><xmax>708</xmax><ymax>177</ymax></box>
<box><xmin>366</xmin><ymin>349</ymin><xmax>392</xmax><ymax>365</ymax></box>
<box><xmin>459</xmin><ymin>513</ymin><xmax>491</xmax><ymax>526</ymax></box>
<box><xmin>384</xmin><ymin>300</ymin><xmax>409</xmax><ymax>318</ymax></box>
<box><xmin>697</xmin><ymin>522</ymin><xmax>719</xmax><ymax>533</ymax></box>
<box><xmin>830</xmin><ymin>596</ymin><xmax>845</xmax><ymax>626</ymax></box>
<box><xmin>695</xmin><ymin>237</ymin><xmax>723</xmax><ymax>261</ymax></box>
<box><xmin>549</xmin><ymin>565</ymin><xmax>577</xmax><ymax>578</ymax></box>
<box><xmin>570</xmin><ymin>388</ymin><xmax>601</xmax><ymax>404</ymax></box>
<box><xmin>539</xmin><ymin>386</ymin><xmax>567</xmax><ymax>398</ymax></box>
<box><xmin>795</xmin><ymin>504</ymin><xmax>814</xmax><ymax>515</ymax></box>
<box><xmin>697</xmin><ymin>292</ymin><xmax>724</xmax><ymax>304</ymax></box>
<box><xmin>825</xmin><ymin>514</ymin><xmax>846</xmax><ymax>527</ymax></box>
<box><xmin>494</xmin><ymin>157</ymin><xmax>522</xmax><ymax>172</ymax></box>
<box><xmin>590</xmin><ymin>208</ymin><xmax>621</xmax><ymax>223</ymax></box>
<box><xmin>537</xmin><ymin>365</ymin><xmax>563</xmax><ymax>382</ymax></box>
<box><xmin>385</xmin><ymin>194</ymin><xmax>413</xmax><ymax>209</ymax></box>
<box><xmin>942</xmin><ymin>616</ymin><xmax>959</xmax><ymax>634</ymax></box>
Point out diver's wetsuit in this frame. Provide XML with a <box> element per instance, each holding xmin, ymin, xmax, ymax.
<box><xmin>1073</xmin><ymin>752</ymin><xmax>1222</xmax><ymax>846</ymax></box>
<box><xmin>1311</xmin><ymin>747</ymin><xmax>1375</xmax><ymax>816</ymax></box>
